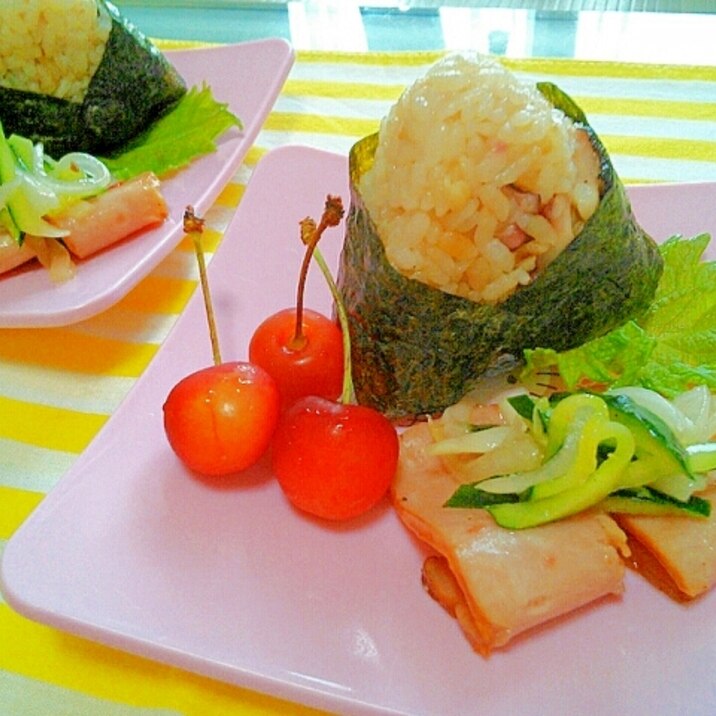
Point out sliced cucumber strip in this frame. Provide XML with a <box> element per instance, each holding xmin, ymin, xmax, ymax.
<box><xmin>602</xmin><ymin>486</ymin><xmax>711</xmax><ymax>519</ymax></box>
<box><xmin>687</xmin><ymin>443</ymin><xmax>716</xmax><ymax>473</ymax></box>
<box><xmin>602</xmin><ymin>392</ymin><xmax>692</xmax><ymax>477</ymax></box>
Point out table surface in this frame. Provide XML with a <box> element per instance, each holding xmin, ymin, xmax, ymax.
<box><xmin>1</xmin><ymin>3</ymin><xmax>716</xmax><ymax>716</ymax></box>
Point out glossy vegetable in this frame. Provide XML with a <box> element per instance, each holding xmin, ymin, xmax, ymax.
<box><xmin>602</xmin><ymin>487</ymin><xmax>711</xmax><ymax>518</ymax></box>
<box><xmin>1</xmin><ymin>122</ymin><xmax>169</xmax><ymax>280</ymax></box>
<box><xmin>447</xmin><ymin>395</ymin><xmax>636</xmax><ymax>529</ymax></box>
<box><xmin>0</xmin><ymin>122</ymin><xmax>111</xmax><ymax>241</ymax></box>
<box><xmin>442</xmin><ymin>389</ymin><xmax>716</xmax><ymax>528</ymax></box>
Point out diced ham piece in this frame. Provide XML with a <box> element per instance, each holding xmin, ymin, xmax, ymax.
<box><xmin>392</xmin><ymin>422</ymin><xmax>628</xmax><ymax>655</ymax></box>
<box><xmin>53</xmin><ymin>171</ymin><xmax>168</xmax><ymax>259</ymax></box>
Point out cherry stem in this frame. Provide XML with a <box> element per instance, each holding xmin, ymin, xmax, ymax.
<box><xmin>291</xmin><ymin>195</ymin><xmax>344</xmax><ymax>351</ymax></box>
<box><xmin>312</xmin><ymin>246</ymin><xmax>355</xmax><ymax>405</ymax></box>
<box><xmin>184</xmin><ymin>206</ymin><xmax>222</xmax><ymax>366</ymax></box>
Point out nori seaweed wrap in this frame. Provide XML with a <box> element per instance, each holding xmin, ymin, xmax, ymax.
<box><xmin>0</xmin><ymin>0</ymin><xmax>186</xmax><ymax>157</ymax></box>
<box><xmin>337</xmin><ymin>54</ymin><xmax>663</xmax><ymax>420</ymax></box>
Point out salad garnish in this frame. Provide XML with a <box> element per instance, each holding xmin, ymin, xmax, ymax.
<box><xmin>442</xmin><ymin>388</ymin><xmax>716</xmax><ymax>528</ymax></box>
<box><xmin>522</xmin><ymin>233</ymin><xmax>716</xmax><ymax>397</ymax></box>
<box><xmin>0</xmin><ymin>121</ymin><xmax>111</xmax><ymax>242</ymax></box>
<box><xmin>0</xmin><ymin>85</ymin><xmax>241</xmax><ymax>281</ymax></box>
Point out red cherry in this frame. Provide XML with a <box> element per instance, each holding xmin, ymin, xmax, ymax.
<box><xmin>163</xmin><ymin>361</ymin><xmax>280</xmax><ymax>476</ymax></box>
<box><xmin>271</xmin><ymin>395</ymin><xmax>399</xmax><ymax>521</ymax></box>
<box><xmin>249</xmin><ymin>307</ymin><xmax>344</xmax><ymax>409</ymax></box>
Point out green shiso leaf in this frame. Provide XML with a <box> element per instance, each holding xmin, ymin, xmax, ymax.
<box><xmin>523</xmin><ymin>321</ymin><xmax>656</xmax><ymax>390</ymax></box>
<box><xmin>522</xmin><ymin>233</ymin><xmax>716</xmax><ymax>397</ymax></box>
<box><xmin>101</xmin><ymin>85</ymin><xmax>242</xmax><ymax>180</ymax></box>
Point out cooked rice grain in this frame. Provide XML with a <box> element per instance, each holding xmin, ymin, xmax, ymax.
<box><xmin>361</xmin><ymin>53</ymin><xmax>602</xmax><ymax>304</ymax></box>
<box><xmin>0</xmin><ymin>0</ymin><xmax>111</xmax><ymax>103</ymax></box>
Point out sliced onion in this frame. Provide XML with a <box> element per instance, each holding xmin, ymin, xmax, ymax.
<box><xmin>672</xmin><ymin>385</ymin><xmax>716</xmax><ymax>443</ymax></box>
<box><xmin>0</xmin><ymin>177</ymin><xmax>20</xmax><ymax>208</ymax></box>
<box><xmin>5</xmin><ymin>147</ymin><xmax>111</xmax><ymax>239</ymax></box>
<box><xmin>24</xmin><ymin>236</ymin><xmax>75</xmax><ymax>283</ymax></box>
<box><xmin>650</xmin><ymin>471</ymin><xmax>707</xmax><ymax>502</ymax></box>
<box><xmin>44</xmin><ymin>152</ymin><xmax>112</xmax><ymax>197</ymax></box>
<box><xmin>429</xmin><ymin>425</ymin><xmax>514</xmax><ymax>456</ymax></box>
<box><xmin>455</xmin><ymin>431</ymin><xmax>543</xmax><ymax>484</ymax></box>
<box><xmin>14</xmin><ymin>171</ymin><xmax>68</xmax><ymax>237</ymax></box>
<box><xmin>477</xmin><ymin>412</ymin><xmax>593</xmax><ymax>494</ymax></box>
<box><xmin>607</xmin><ymin>387</ymin><xmax>695</xmax><ymax>444</ymax></box>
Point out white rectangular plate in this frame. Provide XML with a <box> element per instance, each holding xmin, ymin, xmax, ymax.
<box><xmin>2</xmin><ymin>147</ymin><xmax>716</xmax><ymax>716</ymax></box>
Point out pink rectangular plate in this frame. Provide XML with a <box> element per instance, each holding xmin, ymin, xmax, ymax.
<box><xmin>2</xmin><ymin>147</ymin><xmax>716</xmax><ymax>716</ymax></box>
<box><xmin>0</xmin><ymin>39</ymin><xmax>294</xmax><ymax>328</ymax></box>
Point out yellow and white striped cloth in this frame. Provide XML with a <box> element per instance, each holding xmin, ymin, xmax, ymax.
<box><xmin>1</xmin><ymin>47</ymin><xmax>715</xmax><ymax>716</ymax></box>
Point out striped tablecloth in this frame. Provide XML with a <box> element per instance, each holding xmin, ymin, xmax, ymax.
<box><xmin>1</xmin><ymin>47</ymin><xmax>715</xmax><ymax>716</ymax></box>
